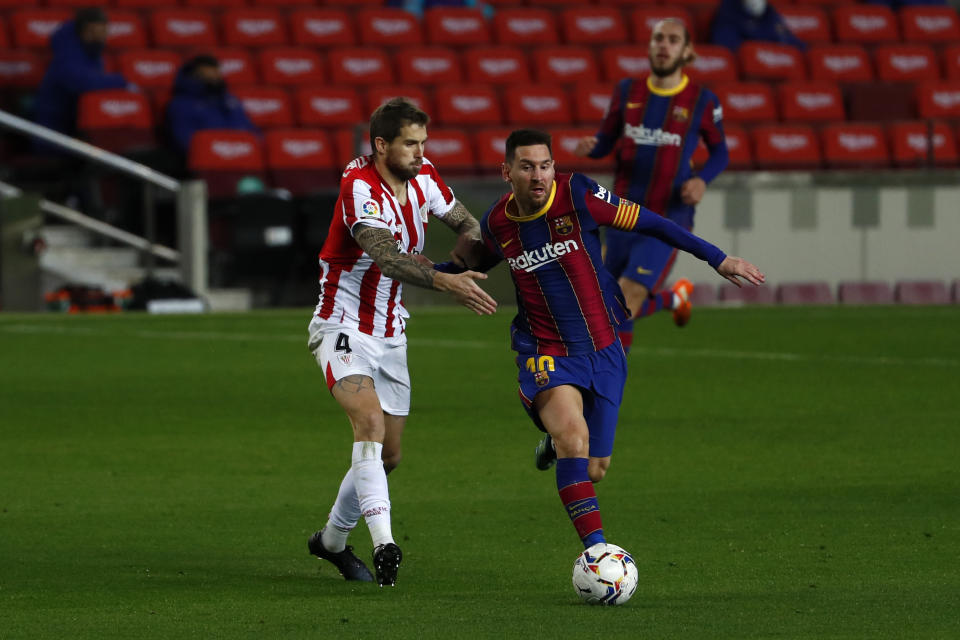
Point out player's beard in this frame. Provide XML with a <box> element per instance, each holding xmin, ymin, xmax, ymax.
<box><xmin>650</xmin><ymin>56</ymin><xmax>684</xmax><ymax>78</ymax></box>
<box><xmin>386</xmin><ymin>157</ymin><xmax>422</xmax><ymax>182</ymax></box>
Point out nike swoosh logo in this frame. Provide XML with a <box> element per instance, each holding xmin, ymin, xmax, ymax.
<box><xmin>626</xmin><ymin>102</ymin><xmax>643</xmax><ymax>109</ymax></box>
<box><xmin>636</xmin><ymin>266</ymin><xmax>653</xmax><ymax>275</ymax></box>
<box><xmin>501</xmin><ymin>238</ymin><xmax>514</xmax><ymax>248</ymax></box>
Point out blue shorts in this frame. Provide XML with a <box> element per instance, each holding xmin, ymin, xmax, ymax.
<box><xmin>604</xmin><ymin>226</ymin><xmax>685</xmax><ymax>291</ymax></box>
<box><xmin>516</xmin><ymin>341</ymin><xmax>627</xmax><ymax>458</ymax></box>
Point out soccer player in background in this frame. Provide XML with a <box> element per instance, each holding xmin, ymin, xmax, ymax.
<box><xmin>574</xmin><ymin>18</ymin><xmax>728</xmax><ymax>351</ymax></box>
<box><xmin>306</xmin><ymin>98</ymin><xmax>497</xmax><ymax>586</ymax></box>
<box><xmin>443</xmin><ymin>129</ymin><xmax>763</xmax><ymax>551</ymax></box>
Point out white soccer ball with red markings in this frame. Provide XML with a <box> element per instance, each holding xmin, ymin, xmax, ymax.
<box><xmin>572</xmin><ymin>543</ymin><xmax>639</xmax><ymax>605</ymax></box>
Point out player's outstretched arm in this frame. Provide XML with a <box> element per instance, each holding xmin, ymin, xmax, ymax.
<box><xmin>716</xmin><ymin>256</ymin><xmax>765</xmax><ymax>288</ymax></box>
<box><xmin>573</xmin><ymin>136</ymin><xmax>598</xmax><ymax>157</ymax></box>
<box><xmin>354</xmin><ymin>225</ymin><xmax>497</xmax><ymax>314</ymax></box>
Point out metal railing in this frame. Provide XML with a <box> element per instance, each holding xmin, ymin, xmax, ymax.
<box><xmin>0</xmin><ymin>108</ymin><xmax>207</xmax><ymax>296</ymax></box>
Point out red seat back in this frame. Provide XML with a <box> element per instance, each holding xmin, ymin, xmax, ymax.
<box><xmin>752</xmin><ymin>125</ymin><xmax>821</xmax><ymax>169</ymax></box>
<box><xmin>116</xmin><ymin>49</ymin><xmax>181</xmax><ymax>90</ymax></box>
<box><xmin>11</xmin><ymin>9</ymin><xmax>71</xmax><ymax>49</ymax></box>
<box><xmin>687</xmin><ymin>45</ymin><xmax>738</xmax><ymax>86</ymax></box>
<box><xmin>714</xmin><ymin>83</ymin><xmax>777</xmax><ymax>123</ymax></box>
<box><xmin>208</xmin><ymin>48</ymin><xmax>259</xmax><ymax>86</ymax></box>
<box><xmin>838</xmin><ymin>281</ymin><xmax>894</xmax><ymax>305</ymax></box>
<box><xmin>776</xmin><ymin>282</ymin><xmax>834</xmax><ymax>306</ymax></box>
<box><xmin>692</xmin><ymin>123</ymin><xmax>751</xmax><ymax>170</ymax></box>
<box><xmin>264</xmin><ymin>128</ymin><xmax>338</xmax><ymax>194</ymax></box>
<box><xmin>874</xmin><ymin>45</ymin><xmax>939</xmax><ymax>83</ymax></box>
<box><xmin>572</xmin><ymin>83</ymin><xmax>614</xmax><ymax>125</ymax></box>
<box><xmin>503</xmin><ymin>85</ymin><xmax>572</xmax><ymax>126</ymax></box>
<box><xmin>899</xmin><ymin>6</ymin><xmax>960</xmax><ymax>44</ymax></box>
<box><xmin>290</xmin><ymin>9</ymin><xmax>356</xmax><ymax>48</ymax></box>
<box><xmin>779</xmin><ymin>6</ymin><xmax>832</xmax><ymax>44</ymax></box>
<box><xmin>151</xmin><ymin>10</ymin><xmax>218</xmax><ymax>48</ymax></box>
<box><xmin>106</xmin><ymin>11</ymin><xmax>148</xmax><ymax>49</ymax></box>
<box><xmin>492</xmin><ymin>8</ymin><xmax>558</xmax><ymax>46</ymax></box>
<box><xmin>600</xmin><ymin>46</ymin><xmax>650</xmax><ymax>84</ymax></box>
<box><xmin>550</xmin><ymin>127</ymin><xmax>614</xmax><ymax>173</ymax></box>
<box><xmin>778</xmin><ymin>82</ymin><xmax>844</xmax><ymax>123</ymax></box>
<box><xmin>821</xmin><ymin>123</ymin><xmax>890</xmax><ymax>168</ymax></box>
<box><xmin>295</xmin><ymin>87</ymin><xmax>363</xmax><ymax>128</ymax></box>
<box><xmin>629</xmin><ymin>8</ymin><xmax>693</xmax><ymax>45</ymax></box>
<box><xmin>424</xmin><ymin>8</ymin><xmax>490</xmax><ymax>46</ymax></box>
<box><xmin>395</xmin><ymin>47</ymin><xmax>463</xmax><ymax>85</ymax></box>
<box><xmin>945</xmin><ymin>45</ymin><xmax>960</xmax><ymax>81</ymax></box>
<box><xmin>222</xmin><ymin>9</ymin><xmax>288</xmax><ymax>48</ymax></box>
<box><xmin>0</xmin><ymin>51</ymin><xmax>45</xmax><ymax>88</ymax></box>
<box><xmin>738</xmin><ymin>42</ymin><xmax>806</xmax><ymax>82</ymax></box>
<box><xmin>807</xmin><ymin>45</ymin><xmax>873</xmax><ymax>83</ymax></box>
<box><xmin>832</xmin><ymin>5</ymin><xmax>900</xmax><ymax>44</ymax></box>
<box><xmin>895</xmin><ymin>280</ymin><xmax>949</xmax><ymax>305</ymax></box>
<box><xmin>422</xmin><ymin>128</ymin><xmax>476</xmax><ymax>174</ymax></box>
<box><xmin>232</xmin><ymin>86</ymin><xmax>294</xmax><ymax>129</ymax></box>
<box><xmin>328</xmin><ymin>48</ymin><xmax>393</xmax><ymax>85</ymax></box>
<box><xmin>532</xmin><ymin>46</ymin><xmax>598</xmax><ymax>85</ymax></box>
<box><xmin>463</xmin><ymin>47</ymin><xmax>529</xmax><ymax>85</ymax></box>
<box><xmin>560</xmin><ymin>7</ymin><xmax>627</xmax><ymax>45</ymax></box>
<box><xmin>356</xmin><ymin>9</ymin><xmax>423</xmax><ymax>47</ymax></box>
<box><xmin>916</xmin><ymin>82</ymin><xmax>960</xmax><ymax>119</ymax></box>
<box><xmin>888</xmin><ymin>121</ymin><xmax>959</xmax><ymax>168</ymax></box>
<box><xmin>189</xmin><ymin>130</ymin><xmax>266</xmax><ymax>199</ymax></box>
<box><xmin>433</xmin><ymin>85</ymin><xmax>502</xmax><ymax>126</ymax></box>
<box><xmin>78</xmin><ymin>88</ymin><xmax>153</xmax><ymax>129</ymax></box>
<box><xmin>259</xmin><ymin>48</ymin><xmax>325</xmax><ymax>86</ymax></box>
<box><xmin>473</xmin><ymin>128</ymin><xmax>512</xmax><ymax>173</ymax></box>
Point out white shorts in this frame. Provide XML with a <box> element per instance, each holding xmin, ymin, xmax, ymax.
<box><xmin>308</xmin><ymin>323</ymin><xmax>410</xmax><ymax>416</ymax></box>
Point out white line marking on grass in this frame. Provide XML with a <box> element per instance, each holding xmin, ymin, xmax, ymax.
<box><xmin>3</xmin><ymin>323</ymin><xmax>957</xmax><ymax>367</ymax></box>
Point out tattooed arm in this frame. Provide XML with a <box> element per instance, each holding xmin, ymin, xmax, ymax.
<box><xmin>438</xmin><ymin>200</ymin><xmax>482</xmax><ymax>241</ymax></box>
<box><xmin>353</xmin><ymin>223</ymin><xmax>497</xmax><ymax>315</ymax></box>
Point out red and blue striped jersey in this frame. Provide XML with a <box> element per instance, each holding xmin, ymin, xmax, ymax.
<box><xmin>590</xmin><ymin>74</ymin><xmax>727</xmax><ymax>228</ymax></box>
<box><xmin>480</xmin><ymin>172</ymin><xmax>726</xmax><ymax>357</ymax></box>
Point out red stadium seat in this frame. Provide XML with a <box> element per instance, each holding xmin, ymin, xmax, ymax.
<box><xmin>600</xmin><ymin>46</ymin><xmax>650</xmax><ymax>84</ymax></box>
<box><xmin>572</xmin><ymin>83</ymin><xmax>615</xmax><ymax>125</ymax></box>
<box><xmin>888</xmin><ymin>121</ymin><xmax>959</xmax><ymax>168</ymax></box>
<box><xmin>232</xmin><ymin>86</ymin><xmax>294</xmax><ymax>129</ymax></box>
<box><xmin>222</xmin><ymin>9</ymin><xmax>288</xmax><ymax>48</ymax></box>
<box><xmin>112</xmin><ymin>0</ymin><xmax>171</xmax><ymax>7</ymax></box>
<box><xmin>473</xmin><ymin>127</ymin><xmax>512</xmax><ymax>173</ymax></box>
<box><xmin>433</xmin><ymin>85</ymin><xmax>502</xmax><ymax>126</ymax></box>
<box><xmin>356</xmin><ymin>9</ymin><xmax>423</xmax><ymax>47</ymax></box>
<box><xmin>752</xmin><ymin>125</ymin><xmax>821</xmax><ymax>169</ymax></box>
<box><xmin>821</xmin><ymin>123</ymin><xmax>889</xmax><ymax>168</ymax></box>
<box><xmin>463</xmin><ymin>47</ymin><xmax>530</xmax><ymax>85</ymax></box>
<box><xmin>10</xmin><ymin>9</ymin><xmax>70</xmax><ymax>49</ymax></box>
<box><xmin>714</xmin><ymin>83</ymin><xmax>777</xmax><ymax>123</ymax></box>
<box><xmin>116</xmin><ymin>49</ymin><xmax>181</xmax><ymax>90</ymax></box>
<box><xmin>838</xmin><ymin>281</ymin><xmax>894</xmax><ymax>305</ymax></box>
<box><xmin>106</xmin><ymin>12</ymin><xmax>147</xmax><ymax>49</ymax></box>
<box><xmin>847</xmin><ymin>83</ymin><xmax>916</xmax><ymax>122</ymax></box>
<box><xmin>334</xmin><ymin>128</ymin><xmax>372</xmax><ymax>170</ymax></box>
<box><xmin>832</xmin><ymin>5</ymin><xmax>900</xmax><ymax>44</ymax></box>
<box><xmin>199</xmin><ymin>49</ymin><xmax>258</xmax><ymax>87</ymax></box>
<box><xmin>77</xmin><ymin>89</ymin><xmax>155</xmax><ymax>153</ymax></box>
<box><xmin>492</xmin><ymin>8</ymin><xmax>558</xmax><ymax>46</ymax></box>
<box><xmin>778</xmin><ymin>82</ymin><xmax>844</xmax><ymax>123</ymax></box>
<box><xmin>188</xmin><ymin>130</ymin><xmax>266</xmax><ymax>200</ymax></box>
<box><xmin>630</xmin><ymin>9</ymin><xmax>693</xmax><ymax>45</ymax></box>
<box><xmin>550</xmin><ymin>127</ymin><xmax>614</xmax><ymax>173</ymax></box>
<box><xmin>560</xmin><ymin>7</ymin><xmax>627</xmax><ymax>45</ymax></box>
<box><xmin>0</xmin><ymin>51</ymin><xmax>45</xmax><ymax>88</ymax></box>
<box><xmin>916</xmin><ymin>82</ymin><xmax>960</xmax><ymax>119</ymax></box>
<box><xmin>424</xmin><ymin>8</ymin><xmax>491</xmax><ymax>46</ymax></box>
<box><xmin>533</xmin><ymin>46</ymin><xmax>598</xmax><ymax>86</ymax></box>
<box><xmin>365</xmin><ymin>85</ymin><xmax>431</xmax><ymax>115</ymax></box>
<box><xmin>295</xmin><ymin>87</ymin><xmax>363</xmax><ymax>128</ymax></box>
<box><xmin>190</xmin><ymin>0</ymin><xmax>248</xmax><ymax>7</ymax></box>
<box><xmin>874</xmin><ymin>45</ymin><xmax>939</xmax><ymax>84</ymax></box>
<box><xmin>503</xmin><ymin>85</ymin><xmax>573</xmax><ymax>127</ymax></box>
<box><xmin>899</xmin><ymin>6</ymin><xmax>960</xmax><ymax>44</ymax></box>
<box><xmin>894</xmin><ymin>280</ymin><xmax>949</xmax><ymax>305</ymax></box>
<box><xmin>778</xmin><ymin>5</ymin><xmax>832</xmax><ymax>44</ymax></box>
<box><xmin>738</xmin><ymin>42</ymin><xmax>806</xmax><ymax>82</ymax></box>
<box><xmin>807</xmin><ymin>45</ymin><xmax>873</xmax><ymax>83</ymax></box>
<box><xmin>328</xmin><ymin>48</ymin><xmax>392</xmax><ymax>85</ymax></box>
<box><xmin>395</xmin><ymin>47</ymin><xmax>463</xmax><ymax>85</ymax></box>
<box><xmin>718</xmin><ymin>283</ymin><xmax>775</xmax><ymax>305</ymax></box>
<box><xmin>264</xmin><ymin>129</ymin><xmax>338</xmax><ymax>195</ymax></box>
<box><xmin>944</xmin><ymin>45</ymin><xmax>960</xmax><ymax>81</ymax></box>
<box><xmin>258</xmin><ymin>48</ymin><xmax>325</xmax><ymax>87</ymax></box>
<box><xmin>422</xmin><ymin>128</ymin><xmax>476</xmax><ymax>174</ymax></box>
<box><xmin>150</xmin><ymin>10</ymin><xmax>218</xmax><ymax>48</ymax></box>
<box><xmin>0</xmin><ymin>17</ymin><xmax>6</xmax><ymax>49</ymax></box>
<box><xmin>290</xmin><ymin>9</ymin><xmax>356</xmax><ymax>48</ymax></box>
<box><xmin>252</xmin><ymin>0</ymin><xmax>316</xmax><ymax>6</ymax></box>
<box><xmin>776</xmin><ymin>282</ymin><xmax>834</xmax><ymax>306</ymax></box>
<box><xmin>692</xmin><ymin>123</ymin><xmax>752</xmax><ymax>170</ymax></box>
<box><xmin>687</xmin><ymin>45</ymin><xmax>738</xmax><ymax>86</ymax></box>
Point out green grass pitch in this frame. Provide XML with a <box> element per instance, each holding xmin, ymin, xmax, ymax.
<box><xmin>1</xmin><ymin>305</ymin><xmax>958</xmax><ymax>639</ymax></box>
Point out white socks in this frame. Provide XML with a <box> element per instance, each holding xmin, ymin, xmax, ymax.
<box><xmin>323</xmin><ymin>441</ymin><xmax>394</xmax><ymax>551</ymax></box>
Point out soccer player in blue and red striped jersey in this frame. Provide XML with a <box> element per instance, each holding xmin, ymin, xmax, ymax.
<box><xmin>443</xmin><ymin>129</ymin><xmax>763</xmax><ymax>551</ymax></box>
<box><xmin>575</xmin><ymin>18</ymin><xmax>728</xmax><ymax>350</ymax></box>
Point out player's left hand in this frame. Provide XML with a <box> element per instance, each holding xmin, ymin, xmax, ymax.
<box><xmin>680</xmin><ymin>177</ymin><xmax>707</xmax><ymax>205</ymax></box>
<box><xmin>716</xmin><ymin>256</ymin><xmax>765</xmax><ymax>287</ymax></box>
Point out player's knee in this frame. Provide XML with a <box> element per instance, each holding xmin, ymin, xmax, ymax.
<box><xmin>382</xmin><ymin>449</ymin><xmax>402</xmax><ymax>473</ymax></box>
<box><xmin>588</xmin><ymin>458</ymin><xmax>610</xmax><ymax>483</ymax></box>
<box><xmin>553</xmin><ymin>430</ymin><xmax>589</xmax><ymax>458</ymax></box>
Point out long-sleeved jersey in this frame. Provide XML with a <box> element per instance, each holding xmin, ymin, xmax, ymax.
<box><xmin>479</xmin><ymin>172</ymin><xmax>726</xmax><ymax>357</ymax></box>
<box><xmin>589</xmin><ymin>74</ymin><xmax>727</xmax><ymax>228</ymax></box>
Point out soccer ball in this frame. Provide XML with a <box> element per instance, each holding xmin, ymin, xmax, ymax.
<box><xmin>572</xmin><ymin>543</ymin><xmax>639</xmax><ymax>605</ymax></box>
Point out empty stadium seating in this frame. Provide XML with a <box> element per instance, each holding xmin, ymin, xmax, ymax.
<box><xmin>232</xmin><ymin>86</ymin><xmax>294</xmax><ymax>129</ymax></box>
<box><xmin>77</xmin><ymin>88</ymin><xmax>155</xmax><ymax>154</ymax></box>
<box><xmin>838</xmin><ymin>281</ymin><xmax>894</xmax><ymax>305</ymax></box>
<box><xmin>894</xmin><ymin>280</ymin><xmax>950</xmax><ymax>305</ymax></box>
<box><xmin>188</xmin><ymin>129</ymin><xmax>266</xmax><ymax>199</ymax></box>
<box><xmin>718</xmin><ymin>283</ymin><xmax>775</xmax><ymax>305</ymax></box>
<box><xmin>263</xmin><ymin>128</ymin><xmax>337</xmax><ymax>196</ymax></box>
<box><xmin>888</xmin><ymin>122</ymin><xmax>959</xmax><ymax>167</ymax></box>
<box><xmin>776</xmin><ymin>282</ymin><xmax>834</xmax><ymax>306</ymax></box>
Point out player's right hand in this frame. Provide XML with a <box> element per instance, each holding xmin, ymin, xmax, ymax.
<box><xmin>434</xmin><ymin>271</ymin><xmax>498</xmax><ymax>315</ymax></box>
<box><xmin>716</xmin><ymin>256</ymin><xmax>765</xmax><ymax>288</ymax></box>
<box><xmin>573</xmin><ymin>136</ymin><xmax>598</xmax><ymax>157</ymax></box>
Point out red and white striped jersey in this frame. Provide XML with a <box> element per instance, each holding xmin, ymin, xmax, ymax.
<box><xmin>312</xmin><ymin>155</ymin><xmax>456</xmax><ymax>337</ymax></box>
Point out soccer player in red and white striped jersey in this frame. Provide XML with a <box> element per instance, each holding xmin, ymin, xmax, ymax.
<box><xmin>306</xmin><ymin>98</ymin><xmax>496</xmax><ymax>586</ymax></box>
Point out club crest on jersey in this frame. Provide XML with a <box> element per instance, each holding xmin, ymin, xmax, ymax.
<box><xmin>338</xmin><ymin>353</ymin><xmax>353</xmax><ymax>366</ymax></box>
<box><xmin>360</xmin><ymin>199</ymin><xmax>380</xmax><ymax>219</ymax></box>
<box><xmin>534</xmin><ymin>370</ymin><xmax>549</xmax><ymax>387</ymax></box>
<box><xmin>673</xmin><ymin>106</ymin><xmax>689</xmax><ymax>122</ymax></box>
<box><xmin>552</xmin><ymin>215</ymin><xmax>573</xmax><ymax>235</ymax></box>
